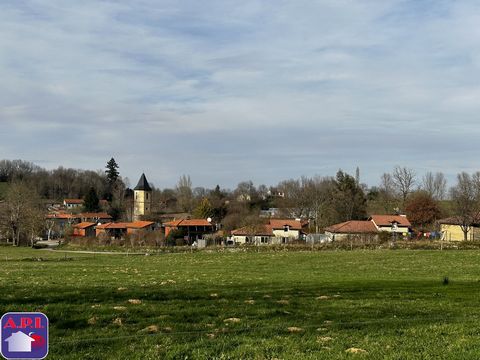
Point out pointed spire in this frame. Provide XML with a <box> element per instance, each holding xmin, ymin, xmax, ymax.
<box><xmin>134</xmin><ymin>173</ymin><xmax>152</xmax><ymax>191</ymax></box>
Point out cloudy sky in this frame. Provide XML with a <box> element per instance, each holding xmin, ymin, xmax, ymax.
<box><xmin>1</xmin><ymin>1</ymin><xmax>480</xmax><ymax>189</ymax></box>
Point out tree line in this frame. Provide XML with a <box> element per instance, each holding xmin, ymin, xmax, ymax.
<box><xmin>1</xmin><ymin>158</ymin><xmax>479</xmax><ymax>244</ymax></box>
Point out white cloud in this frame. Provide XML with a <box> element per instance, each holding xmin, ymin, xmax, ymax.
<box><xmin>1</xmin><ymin>1</ymin><xmax>480</xmax><ymax>187</ymax></box>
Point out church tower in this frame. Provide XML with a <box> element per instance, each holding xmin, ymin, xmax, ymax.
<box><xmin>133</xmin><ymin>173</ymin><xmax>152</xmax><ymax>221</ymax></box>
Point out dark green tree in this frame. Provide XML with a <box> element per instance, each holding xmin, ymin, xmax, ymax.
<box><xmin>83</xmin><ymin>187</ymin><xmax>100</xmax><ymax>212</ymax></box>
<box><xmin>105</xmin><ymin>158</ymin><xmax>119</xmax><ymax>186</ymax></box>
<box><xmin>333</xmin><ymin>170</ymin><xmax>367</xmax><ymax>222</ymax></box>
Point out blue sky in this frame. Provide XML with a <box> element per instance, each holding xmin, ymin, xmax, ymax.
<box><xmin>1</xmin><ymin>1</ymin><xmax>480</xmax><ymax>189</ymax></box>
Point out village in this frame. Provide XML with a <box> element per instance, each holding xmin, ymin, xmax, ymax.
<box><xmin>0</xmin><ymin>159</ymin><xmax>476</xmax><ymax>249</ymax></box>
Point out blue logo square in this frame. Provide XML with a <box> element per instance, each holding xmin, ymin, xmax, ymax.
<box><xmin>1</xmin><ymin>312</ymin><xmax>49</xmax><ymax>359</ymax></box>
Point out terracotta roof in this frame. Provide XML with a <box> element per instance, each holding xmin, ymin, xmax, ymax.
<box><xmin>369</xmin><ymin>215</ymin><xmax>411</xmax><ymax>227</ymax></box>
<box><xmin>164</xmin><ymin>219</ymin><xmax>213</xmax><ymax>227</ymax></box>
<box><xmin>127</xmin><ymin>221</ymin><xmax>155</xmax><ymax>229</ymax></box>
<box><xmin>95</xmin><ymin>223</ymin><xmax>112</xmax><ymax>229</ymax></box>
<box><xmin>46</xmin><ymin>213</ymin><xmax>76</xmax><ymax>219</ymax></box>
<box><xmin>269</xmin><ymin>219</ymin><xmax>303</xmax><ymax>230</ymax></box>
<box><xmin>64</xmin><ymin>199</ymin><xmax>83</xmax><ymax>204</ymax></box>
<box><xmin>104</xmin><ymin>222</ymin><xmax>129</xmax><ymax>229</ymax></box>
<box><xmin>231</xmin><ymin>225</ymin><xmax>273</xmax><ymax>236</ymax></box>
<box><xmin>325</xmin><ymin>220</ymin><xmax>378</xmax><ymax>234</ymax></box>
<box><xmin>73</xmin><ymin>222</ymin><xmax>96</xmax><ymax>229</ymax></box>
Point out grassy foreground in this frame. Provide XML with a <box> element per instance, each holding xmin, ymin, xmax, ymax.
<box><xmin>1</xmin><ymin>247</ymin><xmax>480</xmax><ymax>359</ymax></box>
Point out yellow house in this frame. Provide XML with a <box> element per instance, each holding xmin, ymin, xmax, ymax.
<box><xmin>439</xmin><ymin>217</ymin><xmax>480</xmax><ymax>241</ymax></box>
<box><xmin>133</xmin><ymin>173</ymin><xmax>152</xmax><ymax>221</ymax></box>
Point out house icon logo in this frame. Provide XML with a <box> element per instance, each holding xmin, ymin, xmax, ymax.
<box><xmin>1</xmin><ymin>312</ymin><xmax>48</xmax><ymax>359</ymax></box>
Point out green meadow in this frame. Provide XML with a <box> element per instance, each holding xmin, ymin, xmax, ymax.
<box><xmin>1</xmin><ymin>247</ymin><xmax>480</xmax><ymax>359</ymax></box>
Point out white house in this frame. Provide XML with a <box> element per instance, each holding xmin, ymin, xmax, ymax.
<box><xmin>4</xmin><ymin>331</ymin><xmax>35</xmax><ymax>352</ymax></box>
<box><xmin>369</xmin><ymin>215</ymin><xmax>411</xmax><ymax>235</ymax></box>
<box><xmin>231</xmin><ymin>219</ymin><xmax>306</xmax><ymax>245</ymax></box>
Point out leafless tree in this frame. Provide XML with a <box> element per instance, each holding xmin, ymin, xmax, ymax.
<box><xmin>450</xmin><ymin>172</ymin><xmax>480</xmax><ymax>241</ymax></box>
<box><xmin>176</xmin><ymin>175</ymin><xmax>194</xmax><ymax>213</ymax></box>
<box><xmin>392</xmin><ymin>166</ymin><xmax>416</xmax><ymax>205</ymax></box>
<box><xmin>1</xmin><ymin>182</ymin><xmax>44</xmax><ymax>246</ymax></box>
<box><xmin>422</xmin><ymin>172</ymin><xmax>447</xmax><ymax>200</ymax></box>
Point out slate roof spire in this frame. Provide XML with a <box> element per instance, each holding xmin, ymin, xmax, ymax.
<box><xmin>134</xmin><ymin>173</ymin><xmax>152</xmax><ymax>191</ymax></box>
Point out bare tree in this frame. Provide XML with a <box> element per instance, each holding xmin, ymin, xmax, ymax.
<box><xmin>422</xmin><ymin>172</ymin><xmax>447</xmax><ymax>200</ymax></box>
<box><xmin>450</xmin><ymin>172</ymin><xmax>480</xmax><ymax>241</ymax></box>
<box><xmin>1</xmin><ymin>182</ymin><xmax>44</xmax><ymax>246</ymax></box>
<box><xmin>176</xmin><ymin>175</ymin><xmax>193</xmax><ymax>213</ymax></box>
<box><xmin>392</xmin><ymin>166</ymin><xmax>416</xmax><ymax>206</ymax></box>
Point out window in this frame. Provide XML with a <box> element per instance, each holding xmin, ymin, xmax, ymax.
<box><xmin>284</xmin><ymin>225</ymin><xmax>289</xmax><ymax>232</ymax></box>
<box><xmin>146</xmin><ymin>193</ymin><xmax>149</xmax><ymax>200</ymax></box>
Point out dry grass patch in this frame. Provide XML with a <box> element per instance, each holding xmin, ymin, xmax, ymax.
<box><xmin>345</xmin><ymin>347</ymin><xmax>367</xmax><ymax>354</ymax></box>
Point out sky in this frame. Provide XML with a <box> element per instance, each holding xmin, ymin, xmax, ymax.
<box><xmin>1</xmin><ymin>1</ymin><xmax>480</xmax><ymax>190</ymax></box>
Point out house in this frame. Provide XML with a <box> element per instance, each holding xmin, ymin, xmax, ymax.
<box><xmin>64</xmin><ymin>198</ymin><xmax>83</xmax><ymax>209</ymax></box>
<box><xmin>230</xmin><ymin>219</ymin><xmax>307</xmax><ymax>245</ymax></box>
<box><xmin>95</xmin><ymin>221</ymin><xmax>155</xmax><ymax>239</ymax></box>
<box><xmin>72</xmin><ymin>222</ymin><xmax>96</xmax><ymax>237</ymax></box>
<box><xmin>231</xmin><ymin>224</ymin><xmax>273</xmax><ymax>245</ymax></box>
<box><xmin>369</xmin><ymin>215</ymin><xmax>411</xmax><ymax>235</ymax></box>
<box><xmin>438</xmin><ymin>217</ymin><xmax>480</xmax><ymax>241</ymax></box>
<box><xmin>46</xmin><ymin>212</ymin><xmax>112</xmax><ymax>237</ymax></box>
<box><xmin>63</xmin><ymin>198</ymin><xmax>108</xmax><ymax>210</ymax></box>
<box><xmin>324</xmin><ymin>215</ymin><xmax>412</xmax><ymax>241</ymax></box>
<box><xmin>163</xmin><ymin>219</ymin><xmax>215</xmax><ymax>243</ymax></box>
<box><xmin>4</xmin><ymin>331</ymin><xmax>35</xmax><ymax>352</ymax></box>
<box><xmin>325</xmin><ymin>220</ymin><xmax>378</xmax><ymax>241</ymax></box>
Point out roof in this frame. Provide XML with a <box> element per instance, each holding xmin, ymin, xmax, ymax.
<box><xmin>163</xmin><ymin>219</ymin><xmax>213</xmax><ymax>227</ymax></box>
<box><xmin>95</xmin><ymin>223</ymin><xmax>112</xmax><ymax>229</ymax></box>
<box><xmin>369</xmin><ymin>215</ymin><xmax>411</xmax><ymax>227</ymax></box>
<box><xmin>134</xmin><ymin>173</ymin><xmax>152</xmax><ymax>191</ymax></box>
<box><xmin>438</xmin><ymin>216</ymin><xmax>480</xmax><ymax>226</ymax></box>
<box><xmin>73</xmin><ymin>222</ymin><xmax>96</xmax><ymax>229</ymax></box>
<box><xmin>46</xmin><ymin>213</ymin><xmax>76</xmax><ymax>219</ymax></box>
<box><xmin>269</xmin><ymin>219</ymin><xmax>303</xmax><ymax>230</ymax></box>
<box><xmin>231</xmin><ymin>224</ymin><xmax>273</xmax><ymax>236</ymax></box>
<box><xmin>127</xmin><ymin>221</ymin><xmax>155</xmax><ymax>229</ymax></box>
<box><xmin>96</xmin><ymin>221</ymin><xmax>155</xmax><ymax>230</ymax></box>
<box><xmin>80</xmin><ymin>212</ymin><xmax>112</xmax><ymax>219</ymax></box>
<box><xmin>64</xmin><ymin>199</ymin><xmax>83</xmax><ymax>204</ymax></box>
<box><xmin>325</xmin><ymin>220</ymin><xmax>378</xmax><ymax>234</ymax></box>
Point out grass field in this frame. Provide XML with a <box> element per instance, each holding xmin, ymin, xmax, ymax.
<box><xmin>1</xmin><ymin>247</ymin><xmax>480</xmax><ymax>359</ymax></box>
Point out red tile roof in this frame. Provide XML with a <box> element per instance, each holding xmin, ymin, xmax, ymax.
<box><xmin>164</xmin><ymin>219</ymin><xmax>213</xmax><ymax>227</ymax></box>
<box><xmin>370</xmin><ymin>215</ymin><xmax>411</xmax><ymax>227</ymax></box>
<box><xmin>73</xmin><ymin>222</ymin><xmax>96</xmax><ymax>229</ymax></box>
<box><xmin>269</xmin><ymin>219</ymin><xmax>303</xmax><ymax>230</ymax></box>
<box><xmin>46</xmin><ymin>213</ymin><xmax>76</xmax><ymax>219</ymax></box>
<box><xmin>127</xmin><ymin>221</ymin><xmax>155</xmax><ymax>229</ymax></box>
<box><xmin>64</xmin><ymin>199</ymin><xmax>83</xmax><ymax>204</ymax></box>
<box><xmin>231</xmin><ymin>225</ymin><xmax>273</xmax><ymax>236</ymax></box>
<box><xmin>325</xmin><ymin>220</ymin><xmax>378</xmax><ymax>234</ymax></box>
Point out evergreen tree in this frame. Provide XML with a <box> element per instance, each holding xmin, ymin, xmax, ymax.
<box><xmin>83</xmin><ymin>187</ymin><xmax>100</xmax><ymax>212</ymax></box>
<box><xmin>333</xmin><ymin>170</ymin><xmax>367</xmax><ymax>222</ymax></box>
<box><xmin>105</xmin><ymin>158</ymin><xmax>119</xmax><ymax>186</ymax></box>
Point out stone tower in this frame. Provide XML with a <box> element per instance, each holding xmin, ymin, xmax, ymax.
<box><xmin>133</xmin><ymin>173</ymin><xmax>152</xmax><ymax>221</ymax></box>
